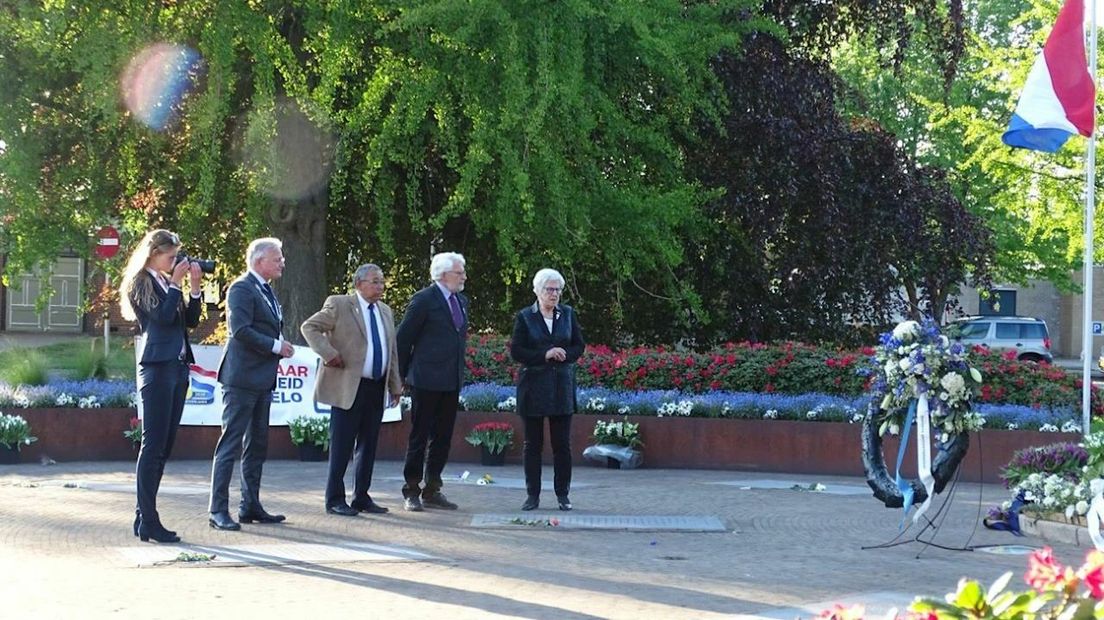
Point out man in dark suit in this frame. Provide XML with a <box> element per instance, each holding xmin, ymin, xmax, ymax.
<box><xmin>396</xmin><ymin>251</ymin><xmax>469</xmax><ymax>511</ymax></box>
<box><xmin>207</xmin><ymin>237</ymin><xmax>295</xmax><ymax>531</ymax></box>
<box><xmin>301</xmin><ymin>264</ymin><xmax>403</xmax><ymax>516</ymax></box>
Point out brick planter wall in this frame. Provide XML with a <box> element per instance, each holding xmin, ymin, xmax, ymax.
<box><xmin>7</xmin><ymin>408</ymin><xmax>1077</xmax><ymax>483</ymax></box>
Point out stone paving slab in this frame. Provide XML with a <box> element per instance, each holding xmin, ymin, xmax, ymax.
<box><xmin>119</xmin><ymin>541</ymin><xmax>437</xmax><ymax>567</ymax></box>
<box><xmin>35</xmin><ymin>478</ymin><xmax>209</xmax><ymax>495</ymax></box>
<box><xmin>708</xmin><ymin>478</ymin><xmax>872</xmax><ymax>496</ymax></box>
<box><xmin>470</xmin><ymin>513</ymin><xmax>728</xmax><ymax>532</ymax></box>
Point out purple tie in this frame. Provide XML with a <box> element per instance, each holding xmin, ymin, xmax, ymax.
<box><xmin>448</xmin><ymin>294</ymin><xmax>464</xmax><ymax>330</ymax></box>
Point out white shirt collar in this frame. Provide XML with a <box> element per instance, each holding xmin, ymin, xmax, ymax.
<box><xmin>247</xmin><ymin>269</ymin><xmax>268</xmax><ymax>286</ymax></box>
<box><xmin>434</xmin><ymin>281</ymin><xmax>453</xmax><ymax>300</ymax></box>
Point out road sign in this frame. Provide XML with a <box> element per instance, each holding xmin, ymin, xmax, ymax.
<box><xmin>1094</xmin><ymin>321</ymin><xmax>1103</xmax><ymax>336</ymax></box>
<box><xmin>94</xmin><ymin>226</ymin><xmax>120</xmax><ymax>259</ymax></box>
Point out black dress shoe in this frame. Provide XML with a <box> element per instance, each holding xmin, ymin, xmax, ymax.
<box><xmin>350</xmin><ymin>499</ymin><xmax>389</xmax><ymax>514</ymax></box>
<box><xmin>238</xmin><ymin>508</ymin><xmax>286</xmax><ymax>524</ymax></box>
<box><xmin>208</xmin><ymin>511</ymin><xmax>241</xmax><ymax>531</ymax></box>
<box><xmin>422</xmin><ymin>492</ymin><xmax>458</xmax><ymax>510</ymax></box>
<box><xmin>326</xmin><ymin>504</ymin><xmax>359</xmax><ymax>516</ymax></box>
<box><xmin>403</xmin><ymin>496</ymin><xmax>424</xmax><ymax>512</ymax></box>
<box><xmin>557</xmin><ymin>496</ymin><xmax>573</xmax><ymax>511</ymax></box>
<box><xmin>138</xmin><ymin>523</ymin><xmax>181</xmax><ymax>543</ymax></box>
<box><xmin>521</xmin><ymin>496</ymin><xmax>539</xmax><ymax>511</ymax></box>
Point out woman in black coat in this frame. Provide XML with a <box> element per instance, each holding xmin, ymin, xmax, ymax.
<box><xmin>119</xmin><ymin>229</ymin><xmax>203</xmax><ymax>543</ymax></box>
<box><xmin>510</xmin><ymin>268</ymin><xmax>585</xmax><ymax>511</ymax></box>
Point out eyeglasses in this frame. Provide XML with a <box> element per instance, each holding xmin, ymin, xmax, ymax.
<box><xmin>447</xmin><ymin>270</ymin><xmax>467</xmax><ymax>277</ymax></box>
<box><xmin>543</xmin><ymin>287</ymin><xmax>562</xmax><ymax>294</ymax></box>
<box><xmin>362</xmin><ymin>279</ymin><xmax>386</xmax><ymax>286</ymax></box>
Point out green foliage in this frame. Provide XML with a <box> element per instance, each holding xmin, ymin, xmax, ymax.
<box><xmin>123</xmin><ymin>416</ymin><xmax>142</xmax><ymax>445</ymax></box>
<box><xmin>0</xmin><ymin>412</ymin><xmax>37</xmax><ymax>451</ymax></box>
<box><xmin>73</xmin><ymin>339</ymin><xmax>109</xmax><ymax>380</ymax></box>
<box><xmin>287</xmin><ymin>415</ymin><xmax>329</xmax><ymax>451</ymax></box>
<box><xmin>0</xmin><ymin>349</ymin><xmax>50</xmax><ymax>386</ymax></box>
<box><xmin>831</xmin><ymin>0</ymin><xmax>1092</xmax><ymax>290</ymax></box>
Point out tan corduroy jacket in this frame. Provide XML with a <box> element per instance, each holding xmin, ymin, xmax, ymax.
<box><xmin>300</xmin><ymin>294</ymin><xmax>403</xmax><ymax>410</ymax></box>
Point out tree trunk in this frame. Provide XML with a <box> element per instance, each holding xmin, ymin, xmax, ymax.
<box><xmin>268</xmin><ymin>191</ymin><xmax>327</xmax><ymax>344</ymax></box>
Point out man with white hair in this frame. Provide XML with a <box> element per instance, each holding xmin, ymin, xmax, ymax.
<box><xmin>395</xmin><ymin>251</ymin><xmax>469</xmax><ymax>511</ymax></box>
<box><xmin>207</xmin><ymin>237</ymin><xmax>295</xmax><ymax>531</ymax></box>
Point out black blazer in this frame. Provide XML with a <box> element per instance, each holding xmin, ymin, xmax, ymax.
<box><xmin>510</xmin><ymin>303</ymin><xmax>585</xmax><ymax>417</ymax></box>
<box><xmin>217</xmin><ymin>274</ymin><xmax>284</xmax><ymax>391</ymax></box>
<box><xmin>133</xmin><ymin>271</ymin><xmax>202</xmax><ymax>365</ymax></box>
<box><xmin>396</xmin><ymin>284</ymin><xmax>469</xmax><ymax>391</ymax></box>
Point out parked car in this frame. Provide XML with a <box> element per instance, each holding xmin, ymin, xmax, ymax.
<box><xmin>949</xmin><ymin>316</ymin><xmax>1053</xmax><ymax>363</ymax></box>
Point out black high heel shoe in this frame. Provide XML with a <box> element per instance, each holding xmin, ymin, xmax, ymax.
<box><xmin>135</xmin><ymin>515</ymin><xmax>176</xmax><ymax>538</ymax></box>
<box><xmin>137</xmin><ymin>523</ymin><xmax>181</xmax><ymax>544</ymax></box>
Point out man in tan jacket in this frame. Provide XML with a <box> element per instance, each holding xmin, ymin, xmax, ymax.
<box><xmin>301</xmin><ymin>264</ymin><xmax>403</xmax><ymax>516</ymax></box>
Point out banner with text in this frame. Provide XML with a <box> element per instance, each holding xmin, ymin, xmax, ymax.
<box><xmin>136</xmin><ymin>341</ymin><xmax>402</xmax><ymax>426</ymax></box>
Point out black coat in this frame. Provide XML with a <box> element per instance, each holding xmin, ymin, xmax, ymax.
<box><xmin>396</xmin><ymin>284</ymin><xmax>469</xmax><ymax>391</ymax></box>
<box><xmin>133</xmin><ymin>271</ymin><xmax>202</xmax><ymax>365</ymax></box>
<box><xmin>510</xmin><ymin>303</ymin><xmax>585</xmax><ymax>417</ymax></box>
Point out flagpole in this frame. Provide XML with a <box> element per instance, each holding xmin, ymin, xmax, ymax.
<box><xmin>1082</xmin><ymin>0</ymin><xmax>1098</xmax><ymax>438</ymax></box>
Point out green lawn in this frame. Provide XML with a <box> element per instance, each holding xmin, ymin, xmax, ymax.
<box><xmin>0</xmin><ymin>337</ymin><xmax>137</xmax><ymax>382</ymax></box>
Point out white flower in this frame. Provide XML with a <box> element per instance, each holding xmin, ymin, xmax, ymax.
<box><xmin>1077</xmin><ymin>500</ymin><xmax>1090</xmax><ymax>515</ymax></box>
<box><xmin>55</xmin><ymin>393</ymin><xmax>75</xmax><ymax>407</ymax></box>
<box><xmin>78</xmin><ymin>396</ymin><xmax>101</xmax><ymax>409</ymax></box>
<box><xmin>892</xmin><ymin>321</ymin><xmax>920</xmax><ymax>342</ymax></box>
<box><xmin>940</xmin><ymin>372</ymin><xmax>965</xmax><ymax>396</ymax></box>
<box><xmin>1061</xmin><ymin>420</ymin><xmax>1082</xmax><ymax>434</ymax></box>
<box><xmin>763</xmin><ymin>409</ymin><xmax>778</xmax><ymax>420</ymax></box>
<box><xmin>617</xmin><ymin>406</ymin><xmax>629</xmax><ymax>415</ymax></box>
<box><xmin>1040</xmin><ymin>423</ymin><xmax>1060</xmax><ymax>432</ymax></box>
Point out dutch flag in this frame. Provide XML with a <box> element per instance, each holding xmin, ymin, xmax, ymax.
<box><xmin>1002</xmin><ymin>0</ymin><xmax>1095</xmax><ymax>153</ymax></box>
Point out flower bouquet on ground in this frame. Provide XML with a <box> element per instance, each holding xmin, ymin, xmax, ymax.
<box><xmin>583</xmin><ymin>417</ymin><xmax>643</xmax><ymax>469</ymax></box>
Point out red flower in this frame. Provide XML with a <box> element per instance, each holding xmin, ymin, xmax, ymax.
<box><xmin>1026</xmin><ymin>547</ymin><xmax>1077</xmax><ymax>593</ymax></box>
<box><xmin>1078</xmin><ymin>551</ymin><xmax>1104</xmax><ymax>599</ymax></box>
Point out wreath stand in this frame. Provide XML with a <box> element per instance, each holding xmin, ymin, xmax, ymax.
<box><xmin>860</xmin><ymin>401</ymin><xmax>985</xmax><ymax>557</ymax></box>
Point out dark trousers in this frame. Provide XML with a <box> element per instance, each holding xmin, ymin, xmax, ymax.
<box><xmin>522</xmin><ymin>415</ymin><xmax>572</xmax><ymax>498</ymax></box>
<box><xmin>402</xmin><ymin>388</ymin><xmax>459</xmax><ymax>498</ymax></box>
<box><xmin>326</xmin><ymin>377</ymin><xmax>385</xmax><ymax>508</ymax></box>
<box><xmin>135</xmin><ymin>360</ymin><xmax>189</xmax><ymax>526</ymax></box>
<box><xmin>208</xmin><ymin>386</ymin><xmax>272</xmax><ymax>513</ymax></box>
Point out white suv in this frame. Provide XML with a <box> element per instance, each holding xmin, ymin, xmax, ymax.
<box><xmin>951</xmin><ymin>316</ymin><xmax>1053</xmax><ymax>363</ymax></box>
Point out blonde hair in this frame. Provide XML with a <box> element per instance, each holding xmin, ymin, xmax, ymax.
<box><xmin>119</xmin><ymin>229</ymin><xmax>181</xmax><ymax>322</ymax></box>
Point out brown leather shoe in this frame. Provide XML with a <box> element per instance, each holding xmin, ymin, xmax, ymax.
<box><xmin>422</xmin><ymin>492</ymin><xmax>458</xmax><ymax>510</ymax></box>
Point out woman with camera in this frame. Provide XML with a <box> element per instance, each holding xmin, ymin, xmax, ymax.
<box><xmin>120</xmin><ymin>229</ymin><xmax>203</xmax><ymax>543</ymax></box>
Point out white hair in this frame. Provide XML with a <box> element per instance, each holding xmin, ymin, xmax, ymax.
<box><xmin>247</xmin><ymin>237</ymin><xmax>282</xmax><ymax>267</ymax></box>
<box><xmin>532</xmin><ymin>268</ymin><xmax>565</xmax><ymax>295</ymax></box>
<box><xmin>430</xmin><ymin>252</ymin><xmax>465</xmax><ymax>281</ymax></box>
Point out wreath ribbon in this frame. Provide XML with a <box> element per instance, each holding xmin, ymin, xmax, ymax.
<box><xmin>1088</xmin><ymin>479</ymin><xmax>1104</xmax><ymax>551</ymax></box>
<box><xmin>892</xmin><ymin>396</ymin><xmax>936</xmax><ymax>528</ymax></box>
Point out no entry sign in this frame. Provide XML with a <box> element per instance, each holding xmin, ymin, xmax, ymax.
<box><xmin>94</xmin><ymin>226</ymin><xmax>120</xmax><ymax>259</ymax></box>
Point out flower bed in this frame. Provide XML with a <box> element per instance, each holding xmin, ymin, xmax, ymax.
<box><xmin>464</xmin><ymin>335</ymin><xmax>1103</xmax><ymax>414</ymax></box>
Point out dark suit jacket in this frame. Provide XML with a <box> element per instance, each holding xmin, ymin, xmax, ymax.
<box><xmin>217</xmin><ymin>273</ymin><xmax>283</xmax><ymax>392</ymax></box>
<box><xmin>396</xmin><ymin>284</ymin><xmax>468</xmax><ymax>392</ymax></box>
<box><xmin>510</xmin><ymin>303</ymin><xmax>585</xmax><ymax>417</ymax></box>
<box><xmin>133</xmin><ymin>271</ymin><xmax>202</xmax><ymax>365</ymax></box>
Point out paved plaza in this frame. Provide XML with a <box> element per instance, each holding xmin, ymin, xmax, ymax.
<box><xmin>0</xmin><ymin>458</ymin><xmax>1082</xmax><ymax>619</ymax></box>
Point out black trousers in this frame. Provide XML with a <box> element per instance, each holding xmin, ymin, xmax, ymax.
<box><xmin>135</xmin><ymin>359</ymin><xmax>189</xmax><ymax>527</ymax></box>
<box><xmin>522</xmin><ymin>414</ymin><xmax>572</xmax><ymax>498</ymax></box>
<box><xmin>402</xmin><ymin>388</ymin><xmax>459</xmax><ymax>498</ymax></box>
<box><xmin>326</xmin><ymin>377</ymin><xmax>385</xmax><ymax>508</ymax></box>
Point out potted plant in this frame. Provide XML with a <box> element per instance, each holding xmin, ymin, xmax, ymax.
<box><xmin>586</xmin><ymin>418</ymin><xmax>643</xmax><ymax>469</ymax></box>
<box><xmin>0</xmin><ymin>412</ymin><xmax>38</xmax><ymax>465</ymax></box>
<box><xmin>123</xmin><ymin>416</ymin><xmax>142</xmax><ymax>452</ymax></box>
<box><xmin>465</xmin><ymin>421</ymin><xmax>514</xmax><ymax>466</ymax></box>
<box><xmin>287</xmin><ymin>415</ymin><xmax>330</xmax><ymax>462</ymax></box>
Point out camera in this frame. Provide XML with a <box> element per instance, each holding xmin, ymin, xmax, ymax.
<box><xmin>174</xmin><ymin>253</ymin><xmax>217</xmax><ymax>274</ymax></box>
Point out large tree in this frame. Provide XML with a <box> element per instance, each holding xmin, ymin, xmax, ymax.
<box><xmin>0</xmin><ymin>0</ymin><xmax>767</xmax><ymax>342</ymax></box>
